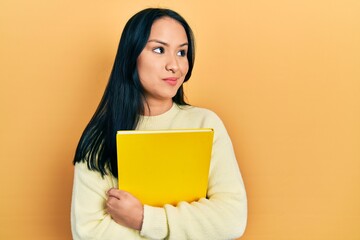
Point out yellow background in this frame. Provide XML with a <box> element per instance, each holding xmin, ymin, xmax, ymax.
<box><xmin>1</xmin><ymin>0</ymin><xmax>359</xmax><ymax>239</ymax></box>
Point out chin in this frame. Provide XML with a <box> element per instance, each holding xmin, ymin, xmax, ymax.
<box><xmin>164</xmin><ymin>90</ymin><xmax>179</xmax><ymax>99</ymax></box>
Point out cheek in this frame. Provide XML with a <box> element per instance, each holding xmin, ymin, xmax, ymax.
<box><xmin>180</xmin><ymin>61</ymin><xmax>189</xmax><ymax>75</ymax></box>
<box><xmin>138</xmin><ymin>58</ymin><xmax>159</xmax><ymax>75</ymax></box>
<box><xmin>137</xmin><ymin>58</ymin><xmax>147</xmax><ymax>73</ymax></box>
<box><xmin>137</xmin><ymin>60</ymin><xmax>151</xmax><ymax>82</ymax></box>
<box><xmin>137</xmin><ymin>53</ymin><xmax>152</xmax><ymax>73</ymax></box>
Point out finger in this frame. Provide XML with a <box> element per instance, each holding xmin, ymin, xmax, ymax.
<box><xmin>108</xmin><ymin>189</ymin><xmax>131</xmax><ymax>201</ymax></box>
<box><xmin>106</xmin><ymin>188</ymin><xmax>117</xmax><ymax>196</ymax></box>
<box><xmin>107</xmin><ymin>195</ymin><xmax>119</xmax><ymax>204</ymax></box>
<box><xmin>107</xmin><ymin>188</ymin><xmax>122</xmax><ymax>199</ymax></box>
<box><xmin>106</xmin><ymin>196</ymin><xmax>120</xmax><ymax>212</ymax></box>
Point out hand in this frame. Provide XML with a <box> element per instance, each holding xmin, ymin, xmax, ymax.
<box><xmin>106</xmin><ymin>188</ymin><xmax>144</xmax><ymax>231</ymax></box>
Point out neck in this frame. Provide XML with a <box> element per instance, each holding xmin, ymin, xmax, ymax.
<box><xmin>143</xmin><ymin>99</ymin><xmax>173</xmax><ymax>116</ymax></box>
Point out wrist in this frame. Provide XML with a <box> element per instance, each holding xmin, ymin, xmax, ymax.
<box><xmin>140</xmin><ymin>205</ymin><xmax>168</xmax><ymax>239</ymax></box>
<box><xmin>135</xmin><ymin>205</ymin><xmax>144</xmax><ymax>231</ymax></box>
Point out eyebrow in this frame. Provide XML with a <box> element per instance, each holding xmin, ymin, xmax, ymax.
<box><xmin>147</xmin><ymin>39</ymin><xmax>188</xmax><ymax>47</ymax></box>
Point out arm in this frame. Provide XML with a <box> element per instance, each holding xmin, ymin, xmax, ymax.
<box><xmin>71</xmin><ymin>162</ymin><xmax>147</xmax><ymax>240</ymax></box>
<box><xmin>167</xmin><ymin>123</ymin><xmax>247</xmax><ymax>239</ymax></box>
<box><xmin>140</xmin><ymin>114</ymin><xmax>247</xmax><ymax>239</ymax></box>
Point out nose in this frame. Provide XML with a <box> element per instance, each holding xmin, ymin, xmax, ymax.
<box><xmin>165</xmin><ymin>54</ymin><xmax>179</xmax><ymax>73</ymax></box>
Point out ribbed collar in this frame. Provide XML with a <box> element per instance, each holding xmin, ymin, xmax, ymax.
<box><xmin>137</xmin><ymin>103</ymin><xmax>181</xmax><ymax>130</ymax></box>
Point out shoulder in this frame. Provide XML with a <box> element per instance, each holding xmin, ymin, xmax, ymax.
<box><xmin>74</xmin><ymin>161</ymin><xmax>101</xmax><ymax>180</ymax></box>
<box><xmin>177</xmin><ymin>104</ymin><xmax>222</xmax><ymax>122</ymax></box>
<box><xmin>176</xmin><ymin>104</ymin><xmax>228</xmax><ymax>136</ymax></box>
<box><xmin>74</xmin><ymin>161</ymin><xmax>117</xmax><ymax>186</ymax></box>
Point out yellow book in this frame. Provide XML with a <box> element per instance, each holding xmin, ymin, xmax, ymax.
<box><xmin>116</xmin><ymin>128</ymin><xmax>214</xmax><ymax>207</ymax></box>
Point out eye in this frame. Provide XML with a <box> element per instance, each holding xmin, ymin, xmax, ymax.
<box><xmin>177</xmin><ymin>50</ymin><xmax>187</xmax><ymax>57</ymax></box>
<box><xmin>153</xmin><ymin>47</ymin><xmax>164</xmax><ymax>54</ymax></box>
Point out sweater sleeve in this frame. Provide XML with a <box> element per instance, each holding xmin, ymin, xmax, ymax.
<box><xmin>142</xmin><ymin>112</ymin><xmax>247</xmax><ymax>240</ymax></box>
<box><xmin>71</xmin><ymin>162</ymin><xmax>149</xmax><ymax>240</ymax></box>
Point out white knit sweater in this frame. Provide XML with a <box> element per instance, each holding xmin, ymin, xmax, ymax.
<box><xmin>71</xmin><ymin>103</ymin><xmax>247</xmax><ymax>240</ymax></box>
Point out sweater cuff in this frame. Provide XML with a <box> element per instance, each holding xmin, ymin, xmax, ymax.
<box><xmin>140</xmin><ymin>205</ymin><xmax>168</xmax><ymax>239</ymax></box>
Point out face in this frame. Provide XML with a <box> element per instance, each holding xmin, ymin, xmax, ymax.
<box><xmin>137</xmin><ymin>17</ymin><xmax>189</xmax><ymax>106</ymax></box>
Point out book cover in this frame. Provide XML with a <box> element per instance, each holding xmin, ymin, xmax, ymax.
<box><xmin>116</xmin><ymin>128</ymin><xmax>214</xmax><ymax>207</ymax></box>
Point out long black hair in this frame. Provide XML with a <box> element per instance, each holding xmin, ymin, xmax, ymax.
<box><xmin>73</xmin><ymin>8</ymin><xmax>195</xmax><ymax>177</ymax></box>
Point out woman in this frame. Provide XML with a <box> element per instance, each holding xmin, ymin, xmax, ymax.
<box><xmin>71</xmin><ymin>8</ymin><xmax>247</xmax><ymax>239</ymax></box>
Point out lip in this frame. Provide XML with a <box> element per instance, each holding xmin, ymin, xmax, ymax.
<box><xmin>163</xmin><ymin>77</ymin><xmax>178</xmax><ymax>86</ymax></box>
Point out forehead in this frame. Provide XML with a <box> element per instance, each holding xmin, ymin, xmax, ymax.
<box><xmin>148</xmin><ymin>17</ymin><xmax>188</xmax><ymax>43</ymax></box>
